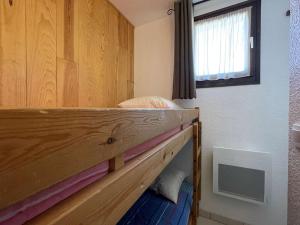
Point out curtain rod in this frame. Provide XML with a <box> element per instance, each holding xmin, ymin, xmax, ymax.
<box><xmin>167</xmin><ymin>0</ymin><xmax>211</xmax><ymax>15</ymax></box>
<box><xmin>193</xmin><ymin>0</ymin><xmax>211</xmax><ymax>6</ymax></box>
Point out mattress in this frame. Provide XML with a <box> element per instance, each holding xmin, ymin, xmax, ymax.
<box><xmin>0</xmin><ymin>126</ymin><xmax>188</xmax><ymax>225</ymax></box>
<box><xmin>117</xmin><ymin>181</ymin><xmax>193</xmax><ymax>225</ymax></box>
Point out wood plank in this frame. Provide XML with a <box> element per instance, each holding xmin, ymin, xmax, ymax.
<box><xmin>78</xmin><ymin>0</ymin><xmax>107</xmax><ymax>107</ymax></box>
<box><xmin>26</xmin><ymin>0</ymin><xmax>57</xmax><ymax>107</ymax></box>
<box><xmin>29</xmin><ymin>126</ymin><xmax>193</xmax><ymax>225</ymax></box>
<box><xmin>77</xmin><ymin>0</ymin><xmax>134</xmax><ymax>107</ymax></box>
<box><xmin>57</xmin><ymin>0</ymin><xmax>79</xmax><ymax>107</ymax></box>
<box><xmin>0</xmin><ymin>0</ymin><xmax>133</xmax><ymax>108</ymax></box>
<box><xmin>0</xmin><ymin>108</ymin><xmax>198</xmax><ymax>209</ymax></box>
<box><xmin>102</xmin><ymin>3</ymin><xmax>119</xmax><ymax>107</ymax></box>
<box><xmin>117</xmin><ymin>15</ymin><xmax>129</xmax><ymax>104</ymax></box>
<box><xmin>57</xmin><ymin>0</ymin><xmax>78</xmax><ymax>62</ymax></box>
<box><xmin>192</xmin><ymin>122</ymin><xmax>200</xmax><ymax>223</ymax></box>
<box><xmin>127</xmin><ymin>23</ymin><xmax>134</xmax><ymax>99</ymax></box>
<box><xmin>0</xmin><ymin>0</ymin><xmax>26</xmax><ymax>107</ymax></box>
<box><xmin>109</xmin><ymin>154</ymin><xmax>124</xmax><ymax>172</ymax></box>
<box><xmin>198</xmin><ymin>122</ymin><xmax>202</xmax><ymax>203</ymax></box>
<box><xmin>57</xmin><ymin>58</ymin><xmax>79</xmax><ymax>107</ymax></box>
<box><xmin>188</xmin><ymin>216</ymin><xmax>193</xmax><ymax>225</ymax></box>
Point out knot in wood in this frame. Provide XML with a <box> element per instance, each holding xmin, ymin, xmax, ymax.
<box><xmin>107</xmin><ymin>137</ymin><xmax>116</xmax><ymax>145</ymax></box>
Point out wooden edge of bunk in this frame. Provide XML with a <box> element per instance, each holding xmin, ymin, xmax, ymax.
<box><xmin>188</xmin><ymin>217</ymin><xmax>192</xmax><ymax>225</ymax></box>
<box><xmin>28</xmin><ymin>125</ymin><xmax>194</xmax><ymax>225</ymax></box>
<box><xmin>192</xmin><ymin>121</ymin><xmax>201</xmax><ymax>225</ymax></box>
<box><xmin>0</xmin><ymin>108</ymin><xmax>198</xmax><ymax>210</ymax></box>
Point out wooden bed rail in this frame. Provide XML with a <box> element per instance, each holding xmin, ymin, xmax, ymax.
<box><xmin>28</xmin><ymin>125</ymin><xmax>194</xmax><ymax>225</ymax></box>
<box><xmin>0</xmin><ymin>108</ymin><xmax>198</xmax><ymax>210</ymax></box>
<box><xmin>192</xmin><ymin>121</ymin><xmax>202</xmax><ymax>225</ymax></box>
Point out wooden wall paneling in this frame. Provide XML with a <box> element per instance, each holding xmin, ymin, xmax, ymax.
<box><xmin>0</xmin><ymin>0</ymin><xmax>133</xmax><ymax>108</ymax></box>
<box><xmin>127</xmin><ymin>23</ymin><xmax>134</xmax><ymax>99</ymax></box>
<box><xmin>79</xmin><ymin>0</ymin><xmax>107</xmax><ymax>107</ymax></box>
<box><xmin>102</xmin><ymin>3</ymin><xmax>119</xmax><ymax>107</ymax></box>
<box><xmin>26</xmin><ymin>0</ymin><xmax>57</xmax><ymax>107</ymax></box>
<box><xmin>117</xmin><ymin>15</ymin><xmax>129</xmax><ymax>104</ymax></box>
<box><xmin>0</xmin><ymin>0</ymin><xmax>26</xmax><ymax>107</ymax></box>
<box><xmin>57</xmin><ymin>59</ymin><xmax>79</xmax><ymax>107</ymax></box>
<box><xmin>57</xmin><ymin>0</ymin><xmax>79</xmax><ymax>107</ymax></box>
<box><xmin>57</xmin><ymin>0</ymin><xmax>78</xmax><ymax>62</ymax></box>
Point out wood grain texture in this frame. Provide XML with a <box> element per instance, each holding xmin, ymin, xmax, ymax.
<box><xmin>57</xmin><ymin>58</ymin><xmax>79</xmax><ymax>106</ymax></box>
<box><xmin>0</xmin><ymin>0</ymin><xmax>133</xmax><ymax>108</ymax></box>
<box><xmin>0</xmin><ymin>108</ymin><xmax>198</xmax><ymax>209</ymax></box>
<box><xmin>57</xmin><ymin>0</ymin><xmax>79</xmax><ymax>107</ymax></box>
<box><xmin>198</xmin><ymin>122</ymin><xmax>202</xmax><ymax>203</ymax></box>
<box><xmin>102</xmin><ymin>3</ymin><xmax>119</xmax><ymax>107</ymax></box>
<box><xmin>117</xmin><ymin>15</ymin><xmax>130</xmax><ymax>103</ymax></box>
<box><xmin>26</xmin><ymin>0</ymin><xmax>57</xmax><ymax>107</ymax></box>
<box><xmin>29</xmin><ymin>126</ymin><xmax>193</xmax><ymax>225</ymax></box>
<box><xmin>109</xmin><ymin>154</ymin><xmax>124</xmax><ymax>172</ymax></box>
<box><xmin>192</xmin><ymin>122</ymin><xmax>200</xmax><ymax>225</ymax></box>
<box><xmin>78</xmin><ymin>0</ymin><xmax>108</xmax><ymax>107</ymax></box>
<box><xmin>0</xmin><ymin>0</ymin><xmax>26</xmax><ymax>107</ymax></box>
<box><xmin>57</xmin><ymin>0</ymin><xmax>78</xmax><ymax>62</ymax></box>
<box><xmin>127</xmin><ymin>23</ymin><xmax>134</xmax><ymax>99</ymax></box>
<box><xmin>77</xmin><ymin>0</ymin><xmax>134</xmax><ymax>107</ymax></box>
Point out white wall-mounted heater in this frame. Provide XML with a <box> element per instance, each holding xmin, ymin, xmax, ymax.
<box><xmin>213</xmin><ymin>148</ymin><xmax>271</xmax><ymax>205</ymax></box>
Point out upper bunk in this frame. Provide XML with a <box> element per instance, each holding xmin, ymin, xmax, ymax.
<box><xmin>0</xmin><ymin>108</ymin><xmax>200</xmax><ymax>225</ymax></box>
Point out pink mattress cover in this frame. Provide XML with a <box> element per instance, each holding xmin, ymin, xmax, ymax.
<box><xmin>0</xmin><ymin>124</ymin><xmax>191</xmax><ymax>225</ymax></box>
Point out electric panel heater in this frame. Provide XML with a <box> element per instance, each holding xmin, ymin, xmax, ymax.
<box><xmin>213</xmin><ymin>148</ymin><xmax>271</xmax><ymax>205</ymax></box>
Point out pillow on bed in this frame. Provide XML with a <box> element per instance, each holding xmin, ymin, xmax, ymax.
<box><xmin>118</xmin><ymin>96</ymin><xmax>182</xmax><ymax>109</ymax></box>
<box><xmin>155</xmin><ymin>169</ymin><xmax>186</xmax><ymax>204</ymax></box>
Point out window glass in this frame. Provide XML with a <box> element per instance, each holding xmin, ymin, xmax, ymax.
<box><xmin>194</xmin><ymin>7</ymin><xmax>252</xmax><ymax>81</ymax></box>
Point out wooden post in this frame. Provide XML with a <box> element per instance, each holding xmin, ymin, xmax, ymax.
<box><xmin>109</xmin><ymin>154</ymin><xmax>124</xmax><ymax>172</ymax></box>
<box><xmin>192</xmin><ymin>121</ymin><xmax>201</xmax><ymax>225</ymax></box>
<box><xmin>198</xmin><ymin>122</ymin><xmax>202</xmax><ymax>204</ymax></box>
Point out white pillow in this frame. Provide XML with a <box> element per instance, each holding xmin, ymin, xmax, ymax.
<box><xmin>156</xmin><ymin>169</ymin><xmax>186</xmax><ymax>204</ymax></box>
<box><xmin>118</xmin><ymin>96</ymin><xmax>182</xmax><ymax>109</ymax></box>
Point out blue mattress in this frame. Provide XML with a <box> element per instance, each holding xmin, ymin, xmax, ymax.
<box><xmin>117</xmin><ymin>181</ymin><xmax>193</xmax><ymax>225</ymax></box>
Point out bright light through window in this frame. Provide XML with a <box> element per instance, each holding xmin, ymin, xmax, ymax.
<box><xmin>194</xmin><ymin>7</ymin><xmax>252</xmax><ymax>81</ymax></box>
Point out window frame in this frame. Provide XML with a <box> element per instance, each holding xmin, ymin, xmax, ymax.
<box><xmin>194</xmin><ymin>0</ymin><xmax>261</xmax><ymax>89</ymax></box>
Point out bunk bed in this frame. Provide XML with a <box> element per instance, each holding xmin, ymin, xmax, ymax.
<box><xmin>0</xmin><ymin>108</ymin><xmax>201</xmax><ymax>225</ymax></box>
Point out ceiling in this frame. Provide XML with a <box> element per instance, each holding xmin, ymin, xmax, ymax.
<box><xmin>109</xmin><ymin>0</ymin><xmax>173</xmax><ymax>26</ymax></box>
<box><xmin>109</xmin><ymin>0</ymin><xmax>202</xmax><ymax>27</ymax></box>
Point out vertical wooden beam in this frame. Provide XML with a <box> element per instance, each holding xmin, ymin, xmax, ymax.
<box><xmin>198</xmin><ymin>121</ymin><xmax>202</xmax><ymax>203</ymax></box>
<box><xmin>57</xmin><ymin>0</ymin><xmax>79</xmax><ymax>107</ymax></box>
<box><xmin>109</xmin><ymin>154</ymin><xmax>124</xmax><ymax>172</ymax></box>
<box><xmin>192</xmin><ymin>121</ymin><xmax>200</xmax><ymax>225</ymax></box>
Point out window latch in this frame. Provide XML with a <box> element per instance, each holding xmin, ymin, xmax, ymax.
<box><xmin>250</xmin><ymin>37</ymin><xmax>254</xmax><ymax>49</ymax></box>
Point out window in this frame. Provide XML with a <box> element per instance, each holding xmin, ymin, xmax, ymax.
<box><xmin>194</xmin><ymin>0</ymin><xmax>261</xmax><ymax>88</ymax></box>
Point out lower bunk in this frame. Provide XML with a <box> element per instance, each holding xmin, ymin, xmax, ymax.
<box><xmin>117</xmin><ymin>181</ymin><xmax>193</xmax><ymax>225</ymax></box>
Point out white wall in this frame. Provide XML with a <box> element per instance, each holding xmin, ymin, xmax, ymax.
<box><xmin>134</xmin><ymin>0</ymin><xmax>289</xmax><ymax>225</ymax></box>
<box><xmin>134</xmin><ymin>16</ymin><xmax>174</xmax><ymax>99</ymax></box>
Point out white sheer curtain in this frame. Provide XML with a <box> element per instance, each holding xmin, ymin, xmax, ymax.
<box><xmin>194</xmin><ymin>7</ymin><xmax>252</xmax><ymax>81</ymax></box>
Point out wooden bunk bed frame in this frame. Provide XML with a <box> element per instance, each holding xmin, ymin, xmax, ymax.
<box><xmin>0</xmin><ymin>108</ymin><xmax>201</xmax><ymax>225</ymax></box>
